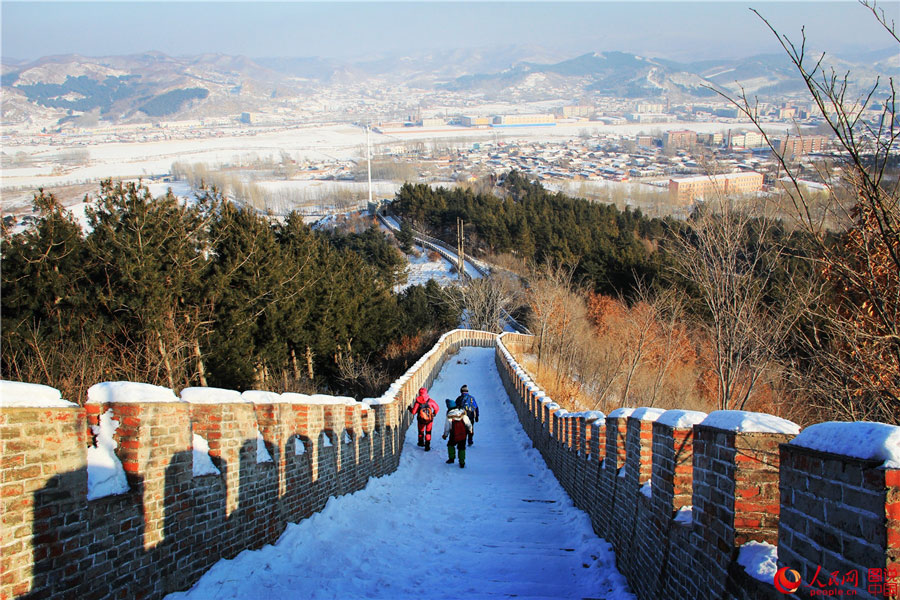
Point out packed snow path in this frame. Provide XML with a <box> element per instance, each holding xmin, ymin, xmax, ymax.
<box><xmin>166</xmin><ymin>347</ymin><xmax>634</xmax><ymax>600</ymax></box>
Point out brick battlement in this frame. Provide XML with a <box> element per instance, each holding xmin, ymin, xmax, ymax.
<box><xmin>0</xmin><ymin>329</ymin><xmax>495</xmax><ymax>600</ymax></box>
<box><xmin>496</xmin><ymin>332</ymin><xmax>899</xmax><ymax>600</ymax></box>
<box><xmin>2</xmin><ymin>329</ymin><xmax>897</xmax><ymax>599</ymax></box>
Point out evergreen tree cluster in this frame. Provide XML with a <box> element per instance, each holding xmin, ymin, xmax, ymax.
<box><xmin>15</xmin><ymin>75</ymin><xmax>138</xmax><ymax>113</ymax></box>
<box><xmin>1</xmin><ymin>181</ymin><xmax>458</xmax><ymax>402</ymax></box>
<box><xmin>138</xmin><ymin>88</ymin><xmax>209</xmax><ymax>117</ymax></box>
<box><xmin>392</xmin><ymin>171</ymin><xmax>668</xmax><ymax>295</ymax></box>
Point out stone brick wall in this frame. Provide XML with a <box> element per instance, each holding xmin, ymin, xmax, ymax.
<box><xmin>496</xmin><ymin>332</ymin><xmax>899</xmax><ymax>600</ymax></box>
<box><xmin>779</xmin><ymin>445</ymin><xmax>900</xmax><ymax>599</ymax></box>
<box><xmin>0</xmin><ymin>328</ymin><xmax>495</xmax><ymax>600</ymax></box>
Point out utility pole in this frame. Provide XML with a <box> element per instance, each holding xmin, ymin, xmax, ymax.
<box><xmin>366</xmin><ymin>123</ymin><xmax>373</xmax><ymax>207</ymax></box>
<box><xmin>457</xmin><ymin>217</ymin><xmax>465</xmax><ymax>279</ymax></box>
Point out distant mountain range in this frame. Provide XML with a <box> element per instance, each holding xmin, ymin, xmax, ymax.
<box><xmin>2</xmin><ymin>45</ymin><xmax>895</xmax><ymax>128</ymax></box>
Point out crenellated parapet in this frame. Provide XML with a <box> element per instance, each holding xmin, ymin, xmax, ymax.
<box><xmin>496</xmin><ymin>332</ymin><xmax>900</xmax><ymax>600</ymax></box>
<box><xmin>0</xmin><ymin>329</ymin><xmax>495</xmax><ymax>600</ymax></box>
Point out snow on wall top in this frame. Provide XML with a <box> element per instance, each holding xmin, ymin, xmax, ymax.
<box><xmin>737</xmin><ymin>541</ymin><xmax>778</xmax><ymax>584</ymax></box>
<box><xmin>0</xmin><ymin>380</ymin><xmax>76</xmax><ymax>408</ymax></box>
<box><xmin>582</xmin><ymin>410</ymin><xmax>606</xmax><ymax>422</ymax></box>
<box><xmin>87</xmin><ymin>381</ymin><xmax>181</xmax><ymax>404</ymax></box>
<box><xmin>181</xmin><ymin>387</ymin><xmax>246</xmax><ymax>404</ymax></box>
<box><xmin>608</xmin><ymin>407</ymin><xmax>636</xmax><ymax>419</ymax></box>
<box><xmin>361</xmin><ymin>396</ymin><xmax>394</xmax><ymax>406</ymax></box>
<box><xmin>310</xmin><ymin>394</ymin><xmax>358</xmax><ymax>406</ymax></box>
<box><xmin>790</xmin><ymin>421</ymin><xmax>900</xmax><ymax>469</ymax></box>
<box><xmin>630</xmin><ymin>407</ymin><xmax>666</xmax><ymax>422</ymax></box>
<box><xmin>657</xmin><ymin>409</ymin><xmax>709</xmax><ymax>429</ymax></box>
<box><xmin>243</xmin><ymin>390</ymin><xmax>282</xmax><ymax>404</ymax></box>
<box><xmin>700</xmin><ymin>410</ymin><xmax>800</xmax><ymax>435</ymax></box>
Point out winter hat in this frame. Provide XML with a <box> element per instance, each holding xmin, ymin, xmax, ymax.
<box><xmin>445</xmin><ymin>399</ymin><xmax>455</xmax><ymax>411</ymax></box>
<box><xmin>418</xmin><ymin>387</ymin><xmax>427</xmax><ymax>395</ymax></box>
<box><xmin>456</xmin><ymin>397</ymin><xmax>464</xmax><ymax>409</ymax></box>
<box><xmin>460</xmin><ymin>385</ymin><xmax>468</xmax><ymax>393</ymax></box>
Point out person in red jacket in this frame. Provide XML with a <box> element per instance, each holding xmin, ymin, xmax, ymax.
<box><xmin>409</xmin><ymin>387</ymin><xmax>439</xmax><ymax>451</ymax></box>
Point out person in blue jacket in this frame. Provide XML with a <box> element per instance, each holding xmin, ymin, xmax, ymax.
<box><xmin>455</xmin><ymin>385</ymin><xmax>479</xmax><ymax>446</ymax></box>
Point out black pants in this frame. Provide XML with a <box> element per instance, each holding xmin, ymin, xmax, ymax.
<box><xmin>466</xmin><ymin>412</ymin><xmax>475</xmax><ymax>444</ymax></box>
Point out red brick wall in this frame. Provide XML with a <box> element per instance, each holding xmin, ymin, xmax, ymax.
<box><xmin>0</xmin><ymin>328</ymin><xmax>495</xmax><ymax>600</ymax></box>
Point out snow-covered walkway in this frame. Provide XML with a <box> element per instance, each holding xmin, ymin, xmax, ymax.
<box><xmin>166</xmin><ymin>347</ymin><xmax>634</xmax><ymax>600</ymax></box>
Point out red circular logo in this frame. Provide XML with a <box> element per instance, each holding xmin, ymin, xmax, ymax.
<box><xmin>774</xmin><ymin>567</ymin><xmax>802</xmax><ymax>594</ymax></box>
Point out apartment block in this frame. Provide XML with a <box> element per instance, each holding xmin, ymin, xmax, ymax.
<box><xmin>668</xmin><ymin>171</ymin><xmax>764</xmax><ymax>203</ymax></box>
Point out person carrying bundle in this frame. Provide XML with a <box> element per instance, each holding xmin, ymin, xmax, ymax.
<box><xmin>442</xmin><ymin>397</ymin><xmax>473</xmax><ymax>469</ymax></box>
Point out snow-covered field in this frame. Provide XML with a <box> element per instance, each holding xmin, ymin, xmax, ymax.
<box><xmin>1</xmin><ymin>119</ymin><xmax>787</xmax><ymax>193</ymax></box>
<box><xmin>165</xmin><ymin>346</ymin><xmax>634</xmax><ymax>600</ymax></box>
<box><xmin>396</xmin><ymin>247</ymin><xmax>460</xmax><ymax>292</ymax></box>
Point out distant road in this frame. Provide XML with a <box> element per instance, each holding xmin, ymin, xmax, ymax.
<box><xmin>377</xmin><ymin>212</ymin><xmax>530</xmax><ymax>335</ymax></box>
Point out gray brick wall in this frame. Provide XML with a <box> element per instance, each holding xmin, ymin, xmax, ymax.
<box><xmin>494</xmin><ymin>333</ymin><xmax>898</xmax><ymax>600</ymax></box>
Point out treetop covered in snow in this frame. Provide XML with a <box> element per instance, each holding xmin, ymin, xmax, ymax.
<box><xmin>656</xmin><ymin>409</ymin><xmax>708</xmax><ymax>429</ymax></box>
<box><xmin>700</xmin><ymin>410</ymin><xmax>800</xmax><ymax>435</ymax></box>
<box><xmin>0</xmin><ymin>380</ymin><xmax>76</xmax><ymax>408</ymax></box>
<box><xmin>790</xmin><ymin>421</ymin><xmax>900</xmax><ymax>468</ymax></box>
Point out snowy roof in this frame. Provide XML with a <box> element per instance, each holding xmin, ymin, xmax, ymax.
<box><xmin>700</xmin><ymin>410</ymin><xmax>799</xmax><ymax>435</ymax></box>
<box><xmin>630</xmin><ymin>407</ymin><xmax>666</xmax><ymax>422</ymax></box>
<box><xmin>0</xmin><ymin>380</ymin><xmax>76</xmax><ymax>408</ymax></box>
<box><xmin>608</xmin><ymin>407</ymin><xmax>635</xmax><ymax>419</ymax></box>
<box><xmin>181</xmin><ymin>387</ymin><xmax>246</xmax><ymax>404</ymax></box>
<box><xmin>656</xmin><ymin>410</ymin><xmax>708</xmax><ymax>429</ymax></box>
<box><xmin>790</xmin><ymin>421</ymin><xmax>900</xmax><ymax>469</ymax></box>
<box><xmin>87</xmin><ymin>381</ymin><xmax>181</xmax><ymax>404</ymax></box>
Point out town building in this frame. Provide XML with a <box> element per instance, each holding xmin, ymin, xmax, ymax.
<box><xmin>668</xmin><ymin>171</ymin><xmax>764</xmax><ymax>203</ymax></box>
<box><xmin>729</xmin><ymin>130</ymin><xmax>766</xmax><ymax>149</ymax></box>
<box><xmin>664</xmin><ymin>129</ymin><xmax>697</xmax><ymax>150</ymax></box>
<box><xmin>459</xmin><ymin>115</ymin><xmax>493</xmax><ymax>127</ymax></box>
<box><xmin>636</xmin><ymin>102</ymin><xmax>666</xmax><ymax>113</ymax></box>
<box><xmin>774</xmin><ymin>135</ymin><xmax>829</xmax><ymax>159</ymax></box>
<box><xmin>562</xmin><ymin>105</ymin><xmax>594</xmax><ymax>118</ymax></box>
<box><xmin>492</xmin><ymin>114</ymin><xmax>556</xmax><ymax>127</ymax></box>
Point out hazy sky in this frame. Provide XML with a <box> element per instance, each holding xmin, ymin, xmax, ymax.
<box><xmin>2</xmin><ymin>1</ymin><xmax>897</xmax><ymax>63</ymax></box>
